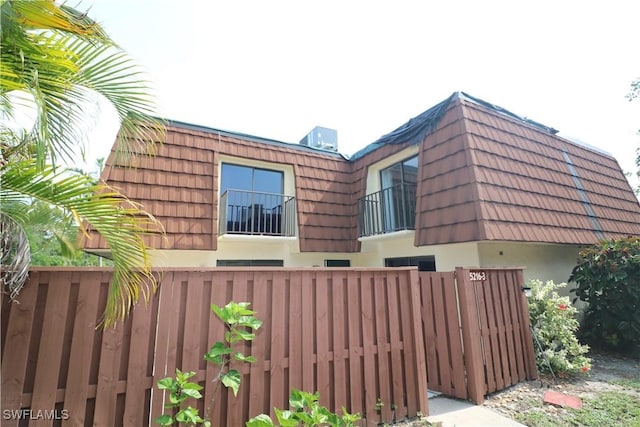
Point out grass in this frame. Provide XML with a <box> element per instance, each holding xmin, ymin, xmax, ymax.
<box><xmin>515</xmin><ymin>391</ymin><xmax>640</xmax><ymax>427</ymax></box>
<box><xmin>610</xmin><ymin>378</ymin><xmax>640</xmax><ymax>391</ymax></box>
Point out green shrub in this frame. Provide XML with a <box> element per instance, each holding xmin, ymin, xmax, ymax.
<box><xmin>246</xmin><ymin>389</ymin><xmax>360</xmax><ymax>427</ymax></box>
<box><xmin>155</xmin><ymin>302</ymin><xmax>262</xmax><ymax>426</ymax></box>
<box><xmin>527</xmin><ymin>280</ymin><xmax>591</xmax><ymax>376</ymax></box>
<box><xmin>570</xmin><ymin>237</ymin><xmax>640</xmax><ymax>351</ymax></box>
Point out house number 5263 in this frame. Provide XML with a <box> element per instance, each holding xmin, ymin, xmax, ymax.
<box><xmin>469</xmin><ymin>271</ymin><xmax>487</xmax><ymax>281</ymax></box>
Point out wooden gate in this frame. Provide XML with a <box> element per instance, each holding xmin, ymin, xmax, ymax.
<box><xmin>419</xmin><ymin>268</ymin><xmax>537</xmax><ymax>403</ymax></box>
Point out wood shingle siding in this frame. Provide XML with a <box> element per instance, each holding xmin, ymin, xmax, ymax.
<box><xmin>84</xmin><ymin>92</ymin><xmax>640</xmax><ymax>255</ymax></box>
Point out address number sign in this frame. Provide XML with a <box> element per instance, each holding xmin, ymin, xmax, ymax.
<box><xmin>469</xmin><ymin>271</ymin><xmax>487</xmax><ymax>281</ymax></box>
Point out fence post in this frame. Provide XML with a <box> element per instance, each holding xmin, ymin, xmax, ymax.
<box><xmin>408</xmin><ymin>269</ymin><xmax>429</xmax><ymax>416</ymax></box>
<box><xmin>455</xmin><ymin>267</ymin><xmax>486</xmax><ymax>404</ymax></box>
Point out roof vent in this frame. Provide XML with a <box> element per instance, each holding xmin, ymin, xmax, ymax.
<box><xmin>299</xmin><ymin>126</ymin><xmax>338</xmax><ymax>152</ymax></box>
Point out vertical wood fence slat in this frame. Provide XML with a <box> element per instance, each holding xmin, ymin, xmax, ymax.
<box><xmin>431</xmin><ymin>273</ymin><xmax>452</xmax><ymax>395</ymax></box>
<box><xmin>1</xmin><ymin>272</ymin><xmax>40</xmax><ymax>427</ymax></box>
<box><xmin>288</xmin><ymin>271</ymin><xmax>303</xmax><ymax>395</ymax></box>
<box><xmin>30</xmin><ymin>271</ymin><xmax>71</xmax><ymax>427</ymax></box>
<box><xmin>205</xmin><ymin>271</ymin><xmax>229</xmax><ymax>425</ymax></box>
<box><xmin>360</xmin><ymin>272</ymin><xmax>377</xmax><ymax>423</ymax></box>
<box><xmin>504</xmin><ymin>271</ymin><xmax>526</xmax><ymax>382</ymax></box>
<box><xmin>443</xmin><ymin>272</ymin><xmax>466</xmax><ymax>399</ymax></box>
<box><xmin>514</xmin><ymin>269</ymin><xmax>538</xmax><ymax>380</ymax></box>
<box><xmin>93</xmin><ymin>315</ymin><xmax>125</xmax><ymax>426</ymax></box>
<box><xmin>315</xmin><ymin>271</ymin><xmax>331</xmax><ymax>407</ymax></box>
<box><xmin>227</xmin><ymin>273</ymin><xmax>250</xmax><ymax>426</ymax></box>
<box><xmin>512</xmin><ymin>270</ymin><xmax>535</xmax><ymax>381</ymax></box>
<box><xmin>301</xmin><ymin>272</ymin><xmax>315</xmax><ymax>393</ymax></box>
<box><xmin>63</xmin><ymin>271</ymin><xmax>103</xmax><ymax>426</ymax></box>
<box><xmin>408</xmin><ymin>269</ymin><xmax>429</xmax><ymax>418</ymax></box>
<box><xmin>495</xmin><ymin>272</ymin><xmax>515</xmax><ymax>387</ymax></box>
<box><xmin>248</xmin><ymin>271</ymin><xmax>268</xmax><ymax>419</ymax></box>
<box><xmin>269</xmin><ymin>272</ymin><xmax>287</xmax><ymax>416</ymax></box>
<box><xmin>456</xmin><ymin>268</ymin><xmax>486</xmax><ymax>404</ymax></box>
<box><xmin>374</xmin><ymin>272</ymin><xmax>392</xmax><ymax>421</ymax></box>
<box><xmin>181</xmin><ymin>272</ymin><xmax>205</xmax><ymax>411</ymax></box>
<box><xmin>398</xmin><ymin>271</ymin><xmax>418</xmax><ymax>415</ymax></box>
<box><xmin>499</xmin><ymin>271</ymin><xmax>518</xmax><ymax>386</ymax></box>
<box><xmin>387</xmin><ymin>272</ymin><xmax>405</xmax><ymax>418</ymax></box>
<box><xmin>150</xmin><ymin>271</ymin><xmax>177</xmax><ymax>423</ymax></box>
<box><xmin>346</xmin><ymin>271</ymin><xmax>363</xmax><ymax>417</ymax></box>
<box><xmin>122</xmin><ymin>297</ymin><xmax>156</xmax><ymax>426</ymax></box>
<box><xmin>331</xmin><ymin>271</ymin><xmax>347</xmax><ymax>414</ymax></box>
<box><xmin>420</xmin><ymin>273</ymin><xmax>439</xmax><ymax>394</ymax></box>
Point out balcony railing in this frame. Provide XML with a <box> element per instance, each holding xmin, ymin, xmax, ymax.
<box><xmin>358</xmin><ymin>183</ymin><xmax>417</xmax><ymax>237</ymax></box>
<box><xmin>219</xmin><ymin>189</ymin><xmax>296</xmax><ymax>236</ymax></box>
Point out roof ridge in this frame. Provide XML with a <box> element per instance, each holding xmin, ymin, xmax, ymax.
<box><xmin>458</xmin><ymin>93</ymin><xmax>615</xmax><ymax>158</ymax></box>
<box><xmin>166</xmin><ymin>119</ymin><xmax>348</xmax><ymax>159</ymax></box>
<box><xmin>458</xmin><ymin>92</ymin><xmax>559</xmax><ymax>135</ymax></box>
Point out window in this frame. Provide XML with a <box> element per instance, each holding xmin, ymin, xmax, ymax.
<box><xmin>379</xmin><ymin>155</ymin><xmax>418</xmax><ymax>232</ymax></box>
<box><xmin>324</xmin><ymin>259</ymin><xmax>351</xmax><ymax>267</ymax></box>
<box><xmin>216</xmin><ymin>259</ymin><xmax>284</xmax><ymax>267</ymax></box>
<box><xmin>221</xmin><ymin>163</ymin><xmax>283</xmax><ymax>196</ymax></box>
<box><xmin>219</xmin><ymin>163</ymin><xmax>295</xmax><ymax>236</ymax></box>
<box><xmin>358</xmin><ymin>155</ymin><xmax>419</xmax><ymax>236</ymax></box>
<box><xmin>385</xmin><ymin>255</ymin><xmax>436</xmax><ymax>271</ymax></box>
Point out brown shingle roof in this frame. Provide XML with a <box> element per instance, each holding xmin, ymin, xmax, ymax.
<box><xmin>84</xmin><ymin>122</ymin><xmax>356</xmax><ymax>253</ymax></box>
<box><xmin>415</xmin><ymin>95</ymin><xmax>640</xmax><ymax>245</ymax></box>
<box><xmin>84</xmin><ymin>93</ymin><xmax>640</xmax><ymax>255</ymax></box>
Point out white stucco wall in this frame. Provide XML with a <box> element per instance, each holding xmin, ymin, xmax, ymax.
<box><xmin>356</xmin><ymin>231</ymin><xmax>481</xmax><ymax>270</ymax></box>
<box><xmin>150</xmin><ymin>235</ymin><xmax>355</xmax><ymax>268</ymax></box>
<box><xmin>150</xmin><ymin>237</ymin><xmax>584</xmax><ymax>301</ymax></box>
<box><xmin>478</xmin><ymin>241</ymin><xmax>583</xmax><ymax>298</ymax></box>
<box><xmin>150</xmin><ymin>231</ymin><xmax>484</xmax><ymax>271</ymax></box>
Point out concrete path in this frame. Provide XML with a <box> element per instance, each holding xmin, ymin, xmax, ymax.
<box><xmin>426</xmin><ymin>397</ymin><xmax>526</xmax><ymax>427</ymax></box>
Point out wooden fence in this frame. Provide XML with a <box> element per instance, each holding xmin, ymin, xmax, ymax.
<box><xmin>1</xmin><ymin>266</ymin><xmax>536</xmax><ymax>426</ymax></box>
<box><xmin>421</xmin><ymin>268</ymin><xmax>537</xmax><ymax>403</ymax></box>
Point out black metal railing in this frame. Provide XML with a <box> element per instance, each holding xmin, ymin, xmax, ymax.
<box><xmin>219</xmin><ymin>189</ymin><xmax>296</xmax><ymax>236</ymax></box>
<box><xmin>358</xmin><ymin>183</ymin><xmax>416</xmax><ymax>237</ymax></box>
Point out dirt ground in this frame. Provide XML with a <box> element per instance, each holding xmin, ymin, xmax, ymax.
<box><xmin>482</xmin><ymin>350</ymin><xmax>640</xmax><ymax>423</ymax></box>
<box><xmin>394</xmin><ymin>350</ymin><xmax>640</xmax><ymax>426</ymax></box>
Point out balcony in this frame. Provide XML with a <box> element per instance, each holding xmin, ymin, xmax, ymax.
<box><xmin>358</xmin><ymin>183</ymin><xmax>417</xmax><ymax>237</ymax></box>
<box><xmin>219</xmin><ymin>189</ymin><xmax>296</xmax><ymax>236</ymax></box>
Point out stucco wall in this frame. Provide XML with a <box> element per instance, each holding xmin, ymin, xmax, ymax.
<box><xmin>356</xmin><ymin>231</ymin><xmax>480</xmax><ymax>270</ymax></box>
<box><xmin>478</xmin><ymin>241</ymin><xmax>582</xmax><ymax>298</ymax></box>
<box><xmin>150</xmin><ymin>230</ymin><xmax>484</xmax><ymax>270</ymax></box>
<box><xmin>150</xmin><ymin>237</ymin><xmax>584</xmax><ymax>299</ymax></box>
<box><xmin>150</xmin><ymin>236</ymin><xmax>354</xmax><ymax>268</ymax></box>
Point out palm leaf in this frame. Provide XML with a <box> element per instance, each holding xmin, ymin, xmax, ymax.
<box><xmin>1</xmin><ymin>0</ymin><xmax>165</xmax><ymax>169</ymax></box>
<box><xmin>1</xmin><ymin>159</ymin><xmax>166</xmax><ymax>326</ymax></box>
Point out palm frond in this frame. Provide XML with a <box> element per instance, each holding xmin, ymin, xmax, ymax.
<box><xmin>1</xmin><ymin>159</ymin><xmax>166</xmax><ymax>326</ymax></box>
<box><xmin>1</xmin><ymin>0</ymin><xmax>166</xmax><ymax>169</ymax></box>
<box><xmin>6</xmin><ymin>0</ymin><xmax>111</xmax><ymax>40</ymax></box>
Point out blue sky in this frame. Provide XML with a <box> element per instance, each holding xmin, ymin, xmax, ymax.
<box><xmin>84</xmin><ymin>0</ymin><xmax>640</xmax><ymax>188</ymax></box>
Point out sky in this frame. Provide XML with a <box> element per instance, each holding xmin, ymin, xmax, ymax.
<box><xmin>82</xmin><ymin>0</ymin><xmax>640</xmax><ymax>189</ymax></box>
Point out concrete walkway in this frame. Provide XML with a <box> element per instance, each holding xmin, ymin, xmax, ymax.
<box><xmin>426</xmin><ymin>397</ymin><xmax>525</xmax><ymax>427</ymax></box>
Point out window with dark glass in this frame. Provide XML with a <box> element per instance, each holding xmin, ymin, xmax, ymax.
<box><xmin>220</xmin><ymin>164</ymin><xmax>295</xmax><ymax>236</ymax></box>
<box><xmin>385</xmin><ymin>255</ymin><xmax>436</xmax><ymax>272</ymax></box>
<box><xmin>216</xmin><ymin>259</ymin><xmax>284</xmax><ymax>267</ymax></box>
<box><xmin>358</xmin><ymin>155</ymin><xmax>419</xmax><ymax>236</ymax></box>
<box><xmin>324</xmin><ymin>259</ymin><xmax>351</xmax><ymax>267</ymax></box>
<box><xmin>379</xmin><ymin>155</ymin><xmax>418</xmax><ymax>233</ymax></box>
